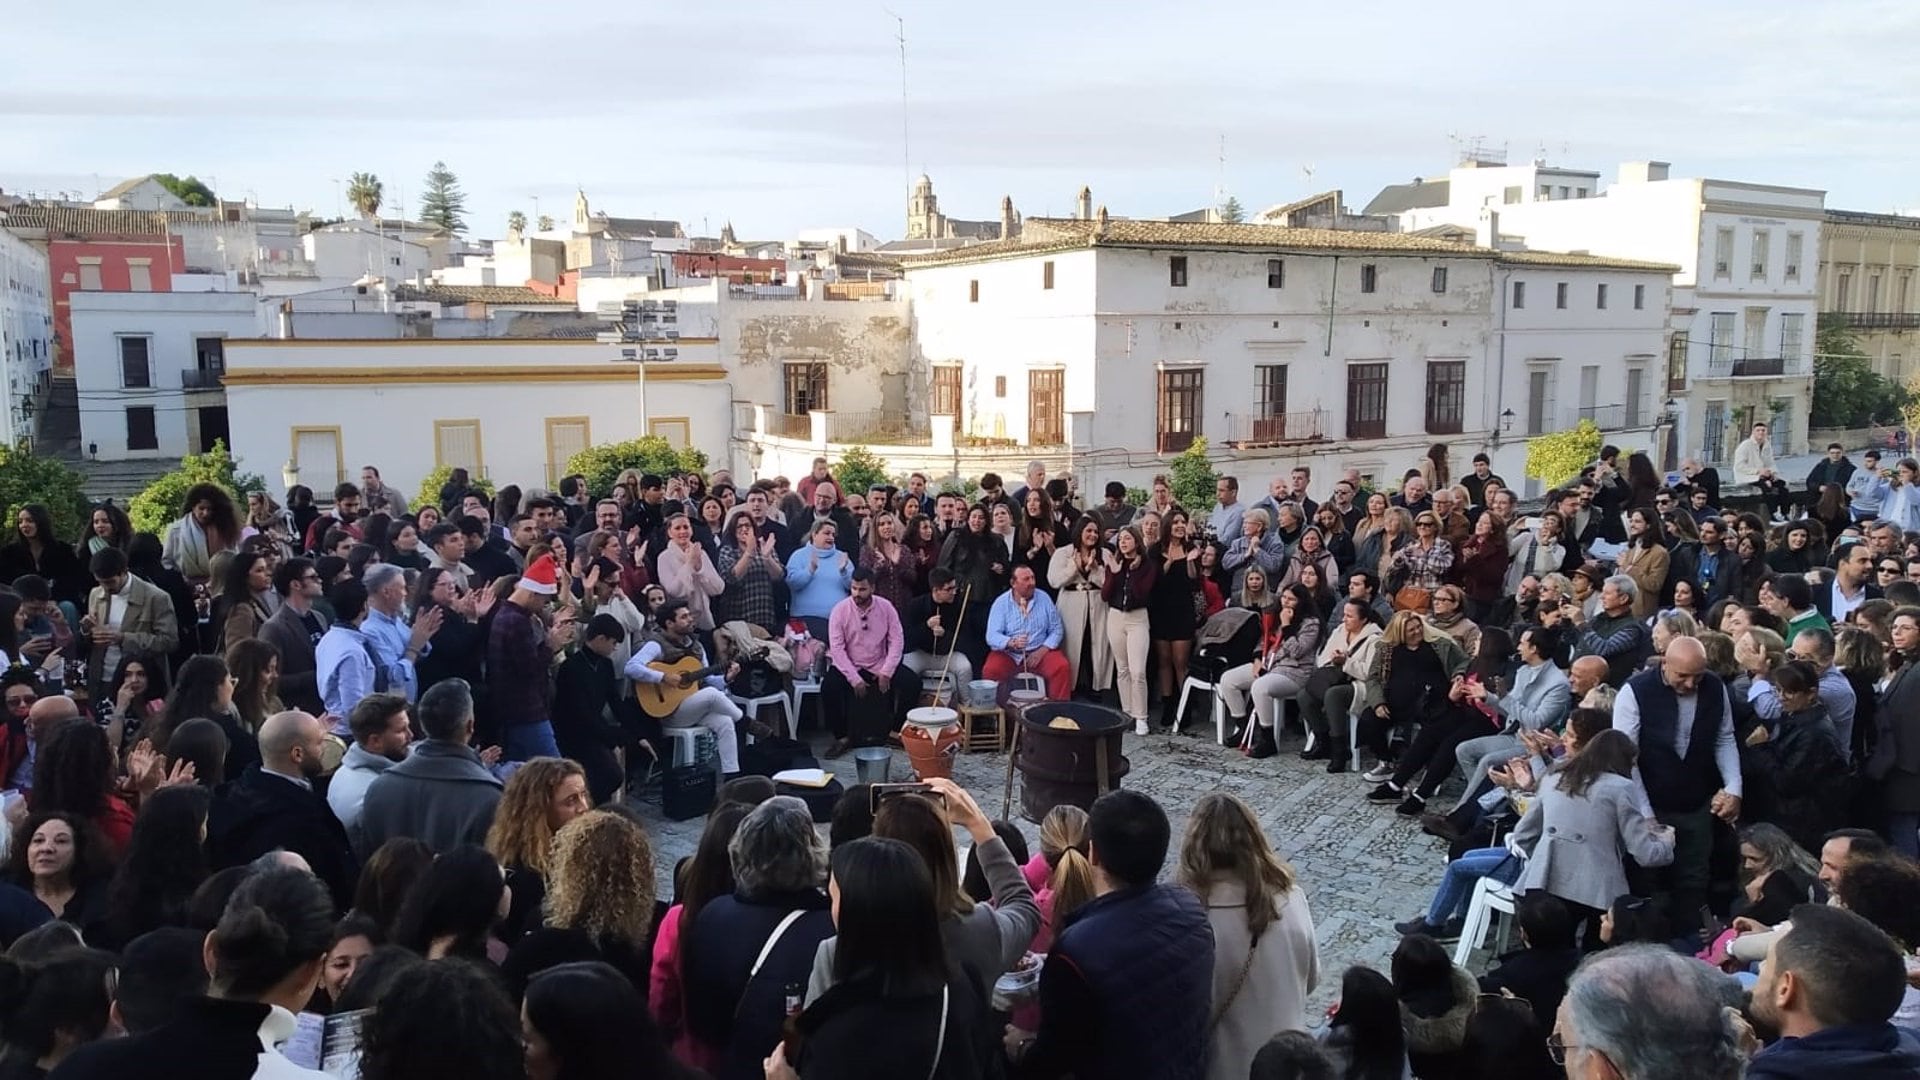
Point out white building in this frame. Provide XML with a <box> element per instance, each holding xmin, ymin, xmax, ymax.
<box><xmin>69</xmin><ymin>291</ymin><xmax>260</xmax><ymax>459</ymax></box>
<box><xmin>898</xmin><ymin>216</ymin><xmax>1673</xmax><ymax>497</ymax></box>
<box><xmin>796</xmin><ymin>227</ymin><xmax>879</xmax><ymax>253</ymax></box>
<box><xmin>1395</xmin><ymin>161</ymin><xmax>1823</xmax><ymax>466</ymax></box>
<box><xmin>0</xmin><ymin>228</ymin><xmax>53</xmax><ymax>447</ymax></box>
<box><xmin>92</xmin><ymin>176</ymin><xmax>188</xmax><ymax>212</ymax></box>
<box><xmin>223</xmin><ymin>340</ymin><xmax>734</xmax><ymax>498</ymax></box>
<box><xmin>302</xmin><ymin>222</ymin><xmax>434</xmax><ymax>291</ymax></box>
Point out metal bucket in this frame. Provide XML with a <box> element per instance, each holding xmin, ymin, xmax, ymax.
<box><xmin>920</xmin><ymin>671</ymin><xmax>958</xmax><ymax>707</ymax></box>
<box><xmin>965</xmin><ymin>680</ymin><xmax>1000</xmax><ymax>708</ymax></box>
<box><xmin>852</xmin><ymin>746</ymin><xmax>892</xmax><ymax>785</ymax></box>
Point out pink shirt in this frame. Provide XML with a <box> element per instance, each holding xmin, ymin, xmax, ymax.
<box><xmin>827</xmin><ymin>595</ymin><xmax>903</xmax><ymax>683</ymax></box>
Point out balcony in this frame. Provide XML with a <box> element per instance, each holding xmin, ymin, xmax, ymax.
<box><xmin>1831</xmin><ymin>312</ymin><xmax>1920</xmax><ymax>331</ymax></box>
<box><xmin>765</xmin><ymin>411</ymin><xmax>812</xmax><ymax>439</ymax></box>
<box><xmin>179</xmin><ymin>368</ymin><xmax>224</xmax><ymax>390</ymax></box>
<box><xmin>827</xmin><ymin>409</ymin><xmax>931</xmax><ymax>447</ymax></box>
<box><xmin>1564</xmin><ymin>404</ymin><xmax>1633</xmax><ymax>430</ymax></box>
<box><xmin>1702</xmin><ymin>355</ymin><xmax>1803</xmax><ymax>379</ymax></box>
<box><xmin>1223</xmin><ymin>409</ymin><xmax>1330</xmax><ymax>448</ymax></box>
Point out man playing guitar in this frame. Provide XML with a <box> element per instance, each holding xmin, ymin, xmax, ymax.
<box><xmin>624</xmin><ymin>599</ymin><xmax>746</xmax><ymax>778</ymax></box>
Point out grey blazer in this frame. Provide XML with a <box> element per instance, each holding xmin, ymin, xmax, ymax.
<box><xmin>259</xmin><ymin>603</ymin><xmax>331</xmax><ymax>715</ymax></box>
<box><xmin>1512</xmin><ymin>770</ymin><xmax>1674</xmax><ymax>912</ymax></box>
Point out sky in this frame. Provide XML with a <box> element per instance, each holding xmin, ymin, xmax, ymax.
<box><xmin>4</xmin><ymin>0</ymin><xmax>1919</xmax><ymax>242</ymax></box>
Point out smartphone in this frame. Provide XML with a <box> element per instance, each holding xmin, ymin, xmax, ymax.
<box><xmin>869</xmin><ymin>782</ymin><xmax>946</xmax><ymax>816</ymax></box>
<box><xmin>1700</xmin><ymin>905</ymin><xmax>1727</xmax><ymax>941</ymax></box>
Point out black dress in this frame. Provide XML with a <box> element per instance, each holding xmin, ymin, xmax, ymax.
<box><xmin>1148</xmin><ymin>553</ymin><xmax>1199</xmax><ymax>641</ymax></box>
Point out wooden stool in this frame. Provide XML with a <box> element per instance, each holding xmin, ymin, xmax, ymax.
<box><xmin>955</xmin><ymin>704</ymin><xmax>1004</xmax><ymax>754</ymax></box>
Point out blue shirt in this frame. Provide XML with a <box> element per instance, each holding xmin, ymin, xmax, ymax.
<box><xmin>315</xmin><ymin>624</ymin><xmax>377</xmax><ymax>722</ymax></box>
<box><xmin>986</xmin><ymin>588</ymin><xmax>1064</xmax><ymax>660</ymax></box>
<box><xmin>785</xmin><ymin>545</ymin><xmax>854</xmax><ymax>620</ymax></box>
<box><xmin>363</xmin><ymin>607</ymin><xmax>427</xmax><ymax>702</ymax></box>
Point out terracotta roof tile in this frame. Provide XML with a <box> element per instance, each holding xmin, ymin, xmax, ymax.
<box><xmin>0</xmin><ymin>205</ymin><xmax>169</xmax><ymax>237</ymax></box>
<box><xmin>392</xmin><ymin>284</ymin><xmax>574</xmax><ymax>305</ymax></box>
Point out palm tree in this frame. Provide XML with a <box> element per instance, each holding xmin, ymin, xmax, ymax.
<box><xmin>346</xmin><ymin>172</ymin><xmax>383</xmax><ymax>219</ymax></box>
<box><xmin>537</xmin><ymin>214</ymin><xmax>555</xmax><ymax>232</ymax></box>
<box><xmin>507</xmin><ymin>210</ymin><xmax>527</xmax><ymax>235</ymax></box>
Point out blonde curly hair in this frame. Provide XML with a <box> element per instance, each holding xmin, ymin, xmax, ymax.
<box><xmin>543</xmin><ymin>810</ymin><xmax>657</xmax><ymax>944</ymax></box>
<box><xmin>484</xmin><ymin>758</ymin><xmax>586</xmax><ymax>876</ymax></box>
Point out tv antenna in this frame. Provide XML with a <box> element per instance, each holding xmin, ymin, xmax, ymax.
<box><xmin>885</xmin><ymin>10</ymin><xmax>910</xmax><ymax>198</ymax></box>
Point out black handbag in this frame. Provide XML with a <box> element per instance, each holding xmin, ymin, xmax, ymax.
<box><xmin>728</xmin><ymin>655</ymin><xmax>784</xmax><ymax>699</ymax></box>
<box><xmin>662</xmin><ymin>765</ymin><xmax>716</xmax><ymax>820</ymax></box>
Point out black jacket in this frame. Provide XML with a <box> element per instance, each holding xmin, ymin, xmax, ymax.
<box><xmin>0</xmin><ymin>540</ymin><xmax>87</xmax><ymax>607</ymax></box>
<box><xmin>1805</xmin><ymin>455</ymin><xmax>1857</xmax><ymax>494</ymax></box>
<box><xmin>206</xmin><ymin>765</ymin><xmax>357</xmax><ymax>913</ymax></box>
<box><xmin>1667</xmin><ymin>542</ymin><xmax>1743</xmax><ymax>608</ymax></box>
<box><xmin>787</xmin><ymin>508</ymin><xmax>861</xmax><ymax>562</ymax></box>
<box><xmin>792</xmin><ymin>970</ymin><xmax>987</xmax><ymax>1080</ymax></box>
<box><xmin>463</xmin><ymin>539</ymin><xmax>520</xmax><ymax>587</ymax></box>
<box><xmin>684</xmin><ymin>888</ymin><xmax>835</xmax><ymax>1080</ymax></box>
<box><xmin>1748</xmin><ymin>1023</ymin><xmax>1920</xmax><ymax>1080</ymax></box>
<box><xmin>553</xmin><ymin>649</ymin><xmax>622</xmax><ymax>749</ymax></box>
<box><xmin>1813</xmin><ymin>580</ymin><xmax>1881</xmax><ymax>623</ymax></box>
<box><xmin>48</xmin><ymin>997</ymin><xmax>306</xmax><ymax>1080</ymax></box>
<box><xmin>1744</xmin><ymin>705</ymin><xmax>1851</xmax><ymax>854</ymax></box>
<box><xmin>901</xmin><ymin>592</ymin><xmax>986</xmax><ymax>666</ymax></box>
<box><xmin>1478</xmin><ymin>945</ymin><xmax>1580</xmax><ymax>1023</ymax></box>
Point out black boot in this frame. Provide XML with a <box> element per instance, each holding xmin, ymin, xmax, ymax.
<box><xmin>1326</xmin><ymin>750</ymin><xmax>1350</xmax><ymax>774</ymax></box>
<box><xmin>1248</xmin><ymin>723</ymin><xmax>1278</xmax><ymax>759</ymax></box>
<box><xmin>1222</xmin><ymin>714</ymin><xmax>1248</xmax><ymax>748</ymax></box>
<box><xmin>1160</xmin><ymin>694</ymin><xmax>1182</xmax><ymax>732</ymax></box>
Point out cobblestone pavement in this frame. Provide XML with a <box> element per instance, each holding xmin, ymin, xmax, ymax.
<box><xmin>625</xmin><ymin>718</ymin><xmax>1461</xmax><ymax>1009</ymax></box>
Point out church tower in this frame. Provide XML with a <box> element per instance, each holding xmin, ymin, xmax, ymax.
<box><xmin>572</xmin><ymin>189</ymin><xmax>591</xmax><ymax>232</ymax></box>
<box><xmin>907</xmin><ymin>174</ymin><xmax>939</xmax><ymax>240</ymax></box>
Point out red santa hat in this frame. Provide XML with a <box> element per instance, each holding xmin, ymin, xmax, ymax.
<box><xmin>517</xmin><ymin>552</ymin><xmax>559</xmax><ymax>596</ymax></box>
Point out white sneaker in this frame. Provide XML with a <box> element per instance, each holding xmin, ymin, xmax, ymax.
<box><xmin>1361</xmin><ymin>762</ymin><xmax>1395</xmax><ymax>783</ymax></box>
<box><xmin>1134</xmin><ymin>718</ymin><xmax>1149</xmax><ymax>736</ymax></box>
<box><xmin>1302</xmin><ymin>730</ymin><xmax>1319</xmax><ymax>754</ymax></box>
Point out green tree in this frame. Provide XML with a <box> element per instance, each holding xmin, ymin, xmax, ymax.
<box><xmin>0</xmin><ymin>446</ymin><xmax>89</xmax><ymax>541</ymax></box>
<box><xmin>1167</xmin><ymin>437</ymin><xmax>1219</xmax><ymax>512</ymax></box>
<box><xmin>346</xmin><ymin>172</ymin><xmax>383</xmax><ymax>219</ymax></box>
<box><xmin>418</xmin><ymin>161</ymin><xmax>467</xmax><ymax>233</ymax></box>
<box><xmin>413</xmin><ymin>465</ymin><xmax>496</xmax><ymax>513</ymax></box>
<box><xmin>832</xmin><ymin>447</ymin><xmax>891</xmax><ymax>499</ymax></box>
<box><xmin>507</xmin><ymin>210</ymin><xmax>527</xmax><ymax>235</ymax></box>
<box><xmin>150</xmin><ymin>173</ymin><xmax>216</xmax><ymax>207</ymax></box>
<box><xmin>563</xmin><ymin>437</ymin><xmax>708</xmax><ymax>499</ymax></box>
<box><xmin>1526</xmin><ymin>420</ymin><xmax>1602</xmax><ymax>490</ymax></box>
<box><xmin>1217</xmin><ymin>195</ymin><xmax>1245</xmax><ymax>224</ymax></box>
<box><xmin>127</xmin><ymin>441</ymin><xmax>265</xmax><ymax>535</ymax></box>
<box><xmin>1812</xmin><ymin>319</ymin><xmax>1906</xmax><ymax>428</ymax></box>
<box><xmin>537</xmin><ymin>214</ymin><xmax>555</xmax><ymax>232</ymax></box>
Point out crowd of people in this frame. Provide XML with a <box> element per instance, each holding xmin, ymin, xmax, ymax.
<box><xmin>0</xmin><ymin>431</ymin><xmax>1916</xmax><ymax>1077</ymax></box>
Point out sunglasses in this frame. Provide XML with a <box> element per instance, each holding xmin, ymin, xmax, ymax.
<box><xmin>1881</xmin><ymin>566</ymin><xmax>1902</xmax><ymax>574</ymax></box>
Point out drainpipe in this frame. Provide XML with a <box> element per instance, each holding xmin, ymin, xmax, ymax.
<box><xmin>1324</xmin><ymin>255</ymin><xmax>1339</xmax><ymax>357</ymax></box>
<box><xmin>1493</xmin><ymin>262</ymin><xmax>1508</xmax><ymax>460</ymax></box>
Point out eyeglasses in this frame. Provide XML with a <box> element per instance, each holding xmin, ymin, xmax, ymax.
<box><xmin>1416</xmin><ymin>521</ymin><xmax>1437</xmax><ymax>529</ymax></box>
<box><xmin>1546</xmin><ymin>1033</ymin><xmax>1580</xmax><ymax>1066</ymax></box>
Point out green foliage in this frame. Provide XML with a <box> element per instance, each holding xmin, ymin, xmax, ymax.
<box><xmin>832</xmin><ymin>446</ymin><xmax>891</xmax><ymax>498</ymax></box>
<box><xmin>128</xmin><ymin>441</ymin><xmax>262</xmax><ymax>535</ymax></box>
<box><xmin>347</xmin><ymin>172</ymin><xmax>383</xmax><ymax>219</ymax></box>
<box><xmin>1218</xmin><ymin>195</ymin><xmax>1246</xmax><ymax>224</ymax></box>
<box><xmin>1812</xmin><ymin>321</ymin><xmax>1907</xmax><ymax>428</ymax></box>
<box><xmin>413</xmin><ymin>465</ymin><xmax>495</xmax><ymax>514</ymax></box>
<box><xmin>0</xmin><ymin>446</ymin><xmax>89</xmax><ymax>541</ymax></box>
<box><xmin>537</xmin><ymin>214</ymin><xmax>555</xmax><ymax>232</ymax></box>
<box><xmin>418</xmin><ymin>161</ymin><xmax>467</xmax><ymax>233</ymax></box>
<box><xmin>507</xmin><ymin>210</ymin><xmax>527</xmax><ymax>234</ymax></box>
<box><xmin>150</xmin><ymin>173</ymin><xmax>216</xmax><ymax>207</ymax></box>
<box><xmin>1167</xmin><ymin>437</ymin><xmax>1220</xmax><ymax>513</ymax></box>
<box><xmin>1525</xmin><ymin>420</ymin><xmax>1602</xmax><ymax>490</ymax></box>
<box><xmin>563</xmin><ymin>438</ymin><xmax>708</xmax><ymax>499</ymax></box>
<box><xmin>1124</xmin><ymin>486</ymin><xmax>1149</xmax><ymax>507</ymax></box>
<box><xmin>935</xmin><ymin>474</ymin><xmax>979</xmax><ymax>498</ymax></box>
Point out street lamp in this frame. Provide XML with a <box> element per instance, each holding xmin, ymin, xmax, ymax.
<box><xmin>281</xmin><ymin>460</ymin><xmax>300</xmax><ymax>495</ymax></box>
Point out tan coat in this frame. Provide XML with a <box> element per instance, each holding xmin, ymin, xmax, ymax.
<box><xmin>1200</xmin><ymin>881</ymin><xmax>1321</xmax><ymax>1080</ymax></box>
<box><xmin>1048</xmin><ymin>546</ymin><xmax>1112</xmax><ymax>691</ymax></box>
<box><xmin>85</xmin><ymin>576</ymin><xmax>179</xmax><ymax>698</ymax></box>
<box><xmin>1617</xmin><ymin>542</ymin><xmax>1670</xmax><ymax>619</ymax></box>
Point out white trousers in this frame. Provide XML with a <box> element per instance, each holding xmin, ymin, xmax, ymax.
<box><xmin>1106</xmin><ymin>608</ymin><xmax>1152</xmax><ymax>721</ymax></box>
<box><xmin>668</xmin><ymin>686</ymin><xmax>743</xmax><ymax>773</ymax></box>
<box><xmin>1219</xmin><ymin>664</ymin><xmax>1308</xmax><ymax>729</ymax></box>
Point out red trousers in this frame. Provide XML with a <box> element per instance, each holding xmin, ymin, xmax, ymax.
<box><xmin>982</xmin><ymin>647</ymin><xmax>1072</xmax><ymax>702</ymax></box>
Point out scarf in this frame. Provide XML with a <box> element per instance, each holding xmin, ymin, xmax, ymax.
<box><xmin>1427</xmin><ymin>607</ymin><xmax>1466</xmax><ymax>630</ymax></box>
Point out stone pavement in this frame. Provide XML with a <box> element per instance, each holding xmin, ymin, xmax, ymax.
<box><xmin>625</xmin><ymin>717</ymin><xmax>1462</xmax><ymax>1009</ymax></box>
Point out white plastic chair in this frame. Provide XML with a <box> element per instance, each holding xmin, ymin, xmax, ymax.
<box><xmin>1451</xmin><ymin>876</ymin><xmax>1519</xmax><ymax>967</ymax></box>
<box><xmin>1012</xmin><ymin>672</ymin><xmax>1045</xmax><ymax>696</ymax></box>
<box><xmin>728</xmin><ymin>691</ymin><xmax>796</xmax><ymax>740</ymax></box>
<box><xmin>1175</xmin><ymin>674</ymin><xmax>1228</xmax><ymax>744</ymax></box>
<box><xmin>790</xmin><ymin>674</ymin><xmax>823</xmax><ymax>733</ymax></box>
<box><xmin>664</xmin><ymin>728</ymin><xmax>705</xmax><ymax>769</ymax></box>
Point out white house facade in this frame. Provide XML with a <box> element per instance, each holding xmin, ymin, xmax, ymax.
<box><xmin>0</xmin><ymin>229</ymin><xmax>53</xmax><ymax>447</ymax></box>
<box><xmin>69</xmin><ymin>290</ymin><xmax>260</xmax><ymax>460</ymax></box>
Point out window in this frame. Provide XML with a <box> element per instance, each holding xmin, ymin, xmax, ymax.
<box><xmin>1634</xmin><ymin>284</ymin><xmax>1646</xmax><ymax>310</ymax></box>
<box><xmin>1838</xmin><ymin>272</ymin><xmax>1853</xmax><ymax>310</ymax></box>
<box><xmin>1900</xmin><ymin>272</ymin><xmax>1914</xmax><ymax>314</ymax></box>
<box><xmin>1780</xmin><ymin>313</ymin><xmax>1805</xmax><ymax>365</ymax></box>
<box><xmin>968</xmin><ymin>280</ymin><xmax>979</xmax><ymax>303</ymax></box>
<box><xmin>1869</xmin><ymin>274</ymin><xmax>1883</xmax><ymax>314</ymax></box>
<box><xmin>1502</xmin><ymin>186</ymin><xmax>1522</xmax><ymax>205</ymax></box>
<box><xmin>1169</xmin><ymin>256</ymin><xmax>1188</xmax><ymax>288</ymax></box>
<box><xmin>931</xmin><ymin>365</ymin><xmax>962</xmax><ymax>419</ymax></box>
<box><xmin>1714</xmin><ymin>226</ymin><xmax>1734</xmax><ymax>279</ymax></box>
<box><xmin>1625</xmin><ymin>366</ymin><xmax>1647</xmax><ymax>427</ymax></box>
<box><xmin>1156</xmin><ymin>368</ymin><xmax>1203</xmax><ymax>452</ymax></box>
<box><xmin>1424</xmin><ymin>361</ymin><xmax>1465</xmax><ymax>435</ymax></box>
<box><xmin>1576</xmin><ymin>187</ymin><xmax>1589</xmax><ymax>198</ymax></box>
<box><xmin>994</xmin><ymin>376</ymin><xmax>1006</xmax><ymax>398</ymax></box>
<box><xmin>126</xmin><ymin>261</ymin><xmax>152</xmax><ymax>292</ymax></box>
<box><xmin>1785</xmin><ymin>232</ymin><xmax>1803</xmax><ymax>281</ymax></box>
<box><xmin>1255</xmin><ymin>364</ymin><xmax>1288</xmax><ymax>440</ymax></box>
<box><xmin>1539</xmin><ymin>185</ymin><xmax>1552</xmax><ymax>199</ymax></box>
<box><xmin>194</xmin><ymin>336</ymin><xmax>225</xmax><ymax>374</ymax></box>
<box><xmin>118</xmin><ymin>336</ymin><xmax>151</xmax><ymax>388</ymax></box>
<box><xmin>433</xmin><ymin>420</ymin><xmax>483</xmax><ymax>475</ymax></box>
<box><xmin>1345</xmin><ymin>362</ymin><xmax>1389</xmax><ymax>440</ymax></box>
<box><xmin>544</xmin><ymin>417</ymin><xmax>591</xmax><ymax>486</ymax></box>
<box><xmin>1512</xmin><ymin>281</ymin><xmax>1526</xmax><ymax>309</ymax></box>
<box><xmin>1668</xmin><ymin>332</ymin><xmax>1689</xmax><ymax>392</ymax></box>
<box><xmin>1597</xmin><ymin>283</ymin><xmax>1609</xmax><ymax>309</ymax></box>
<box><xmin>293</xmin><ymin>428</ymin><xmax>345</xmax><ymax>490</ymax></box>
<box><xmin>1526</xmin><ymin>365</ymin><xmax>1557</xmax><ymax>436</ymax></box>
<box><xmin>77</xmin><ymin>263</ymin><xmax>102</xmax><ymax>291</ymax></box>
<box><xmin>1029</xmin><ymin>370</ymin><xmax>1065</xmax><ymax>445</ymax></box>
<box><xmin>1431</xmin><ymin>266</ymin><xmax>1448</xmax><ymax>294</ymax></box>
<box><xmin>1750</xmin><ymin>230</ymin><xmax>1769</xmax><ymax>281</ymax></box>
<box><xmin>1558</xmin><ymin>186</ymin><xmax>1570</xmax><ymax>199</ymax></box>
<box><xmin>1266</xmin><ymin>259</ymin><xmax>1284</xmax><ymax>289</ymax></box>
<box><xmin>1556</xmin><ymin>282</ymin><xmax>1568</xmax><ymax>309</ymax></box>
<box><xmin>1042</xmin><ymin>261</ymin><xmax>1054</xmax><ymax>290</ymax></box>
<box><xmin>1359</xmin><ymin>264</ymin><xmax>1377</xmax><ymax>293</ymax></box>
<box><xmin>1709</xmin><ymin>312</ymin><xmax>1735</xmax><ymax>368</ymax></box>
<box><xmin>125</xmin><ymin>406</ymin><xmax>157</xmax><ymax>451</ymax></box>
<box><xmin>782</xmin><ymin>361</ymin><xmax>828</xmax><ymax>415</ymax></box>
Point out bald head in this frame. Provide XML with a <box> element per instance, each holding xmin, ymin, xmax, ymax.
<box><xmin>26</xmin><ymin>694</ymin><xmax>79</xmax><ymax>739</ymax></box>
<box><xmin>258</xmin><ymin>709</ymin><xmax>326</xmax><ymax>779</ymax></box>
<box><xmin>1662</xmin><ymin>635</ymin><xmax>1708</xmax><ymax>695</ymax></box>
<box><xmin>1569</xmin><ymin>656</ymin><xmax>1610</xmax><ymax>697</ymax></box>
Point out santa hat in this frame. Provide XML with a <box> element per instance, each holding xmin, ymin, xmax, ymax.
<box><xmin>517</xmin><ymin>553</ymin><xmax>559</xmax><ymax>596</ymax></box>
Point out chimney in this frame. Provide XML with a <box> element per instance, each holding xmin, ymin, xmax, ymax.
<box><xmin>1618</xmin><ymin>161</ymin><xmax>1670</xmax><ymax>185</ymax></box>
<box><xmin>1000</xmin><ymin>196</ymin><xmax>1015</xmax><ymax>240</ymax></box>
<box><xmin>1077</xmin><ymin>186</ymin><xmax>1093</xmax><ymax>222</ymax></box>
<box><xmin>277</xmin><ymin>299</ymin><xmax>293</xmax><ymax>339</ymax></box>
<box><xmin>1476</xmin><ymin>207</ymin><xmax>1500</xmax><ymax>249</ymax></box>
<box><xmin>1093</xmin><ymin>205</ymin><xmax>1109</xmax><ymax>240</ymax></box>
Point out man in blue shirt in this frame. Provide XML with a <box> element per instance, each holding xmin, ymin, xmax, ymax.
<box><xmin>361</xmin><ymin>564</ymin><xmax>439</xmax><ymax>704</ymax></box>
<box><xmin>315</xmin><ymin>580</ymin><xmax>381</xmax><ymax>725</ymax></box>
<box><xmin>983</xmin><ymin>565</ymin><xmax>1070</xmax><ymax>701</ymax></box>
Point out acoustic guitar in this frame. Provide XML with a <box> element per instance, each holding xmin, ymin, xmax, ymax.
<box><xmin>634</xmin><ymin>656</ymin><xmax>728</xmax><ymax>718</ymax></box>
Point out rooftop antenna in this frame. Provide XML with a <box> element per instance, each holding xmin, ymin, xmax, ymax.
<box><xmin>885</xmin><ymin>10</ymin><xmax>910</xmax><ymax>198</ymax></box>
<box><xmin>1214</xmin><ymin>133</ymin><xmax>1228</xmax><ymax>214</ymax></box>
<box><xmin>1302</xmin><ymin>163</ymin><xmax>1316</xmax><ymax>193</ymax></box>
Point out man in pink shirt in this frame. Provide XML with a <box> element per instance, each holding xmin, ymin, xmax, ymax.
<box><xmin>824</xmin><ymin>567</ymin><xmax>915</xmax><ymax>756</ymax></box>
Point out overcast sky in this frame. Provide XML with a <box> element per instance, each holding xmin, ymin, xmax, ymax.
<box><xmin>4</xmin><ymin>0</ymin><xmax>1917</xmax><ymax>241</ymax></box>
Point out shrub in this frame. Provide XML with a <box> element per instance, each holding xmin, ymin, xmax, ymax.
<box><xmin>1167</xmin><ymin>437</ymin><xmax>1219</xmax><ymax>513</ymax></box>
<box><xmin>413</xmin><ymin>465</ymin><xmax>496</xmax><ymax>514</ymax></box>
<box><xmin>1526</xmin><ymin>420</ymin><xmax>1602</xmax><ymax>490</ymax></box>
<box><xmin>563</xmin><ymin>438</ymin><xmax>708</xmax><ymax>499</ymax></box>
<box><xmin>128</xmin><ymin>441</ymin><xmax>265</xmax><ymax>536</ymax></box>
<box><xmin>0</xmin><ymin>446</ymin><xmax>90</xmax><ymax>542</ymax></box>
<box><xmin>832</xmin><ymin>446</ymin><xmax>891</xmax><ymax>498</ymax></box>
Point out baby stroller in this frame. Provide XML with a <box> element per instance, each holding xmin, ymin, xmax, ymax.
<box><xmin>1180</xmin><ymin>607</ymin><xmax>1263</xmax><ymax>734</ymax></box>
